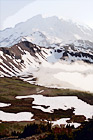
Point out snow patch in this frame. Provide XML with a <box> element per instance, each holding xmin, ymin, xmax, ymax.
<box><xmin>52</xmin><ymin>118</ymin><xmax>81</xmax><ymax>128</ymax></box>
<box><xmin>37</xmin><ymin>90</ymin><xmax>44</xmax><ymax>93</ymax></box>
<box><xmin>16</xmin><ymin>95</ymin><xmax>93</xmax><ymax>119</ymax></box>
<box><xmin>0</xmin><ymin>111</ymin><xmax>33</xmax><ymax>122</ymax></box>
<box><xmin>0</xmin><ymin>103</ymin><xmax>11</xmax><ymax>107</ymax></box>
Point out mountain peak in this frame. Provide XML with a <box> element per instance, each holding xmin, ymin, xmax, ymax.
<box><xmin>0</xmin><ymin>15</ymin><xmax>93</xmax><ymax>48</ymax></box>
<box><xmin>29</xmin><ymin>14</ymin><xmax>43</xmax><ymax>20</ymax></box>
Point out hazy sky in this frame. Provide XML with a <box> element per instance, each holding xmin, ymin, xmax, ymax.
<box><xmin>0</xmin><ymin>0</ymin><xmax>93</xmax><ymax>30</ymax></box>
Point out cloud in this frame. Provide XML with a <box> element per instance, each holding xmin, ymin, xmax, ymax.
<box><xmin>33</xmin><ymin>61</ymin><xmax>93</xmax><ymax>93</ymax></box>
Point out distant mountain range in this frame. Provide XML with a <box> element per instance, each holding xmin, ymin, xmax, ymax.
<box><xmin>0</xmin><ymin>15</ymin><xmax>93</xmax><ymax>48</ymax></box>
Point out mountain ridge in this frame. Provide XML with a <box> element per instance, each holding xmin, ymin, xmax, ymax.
<box><xmin>0</xmin><ymin>40</ymin><xmax>93</xmax><ymax>75</ymax></box>
<box><xmin>0</xmin><ymin>40</ymin><xmax>93</xmax><ymax>92</ymax></box>
<box><xmin>0</xmin><ymin>15</ymin><xmax>93</xmax><ymax>48</ymax></box>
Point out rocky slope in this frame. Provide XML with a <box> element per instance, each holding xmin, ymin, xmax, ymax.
<box><xmin>0</xmin><ymin>40</ymin><xmax>93</xmax><ymax>77</ymax></box>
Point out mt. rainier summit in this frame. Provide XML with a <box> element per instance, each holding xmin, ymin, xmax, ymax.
<box><xmin>0</xmin><ymin>15</ymin><xmax>93</xmax><ymax>48</ymax></box>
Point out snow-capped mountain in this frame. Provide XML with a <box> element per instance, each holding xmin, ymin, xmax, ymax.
<box><xmin>0</xmin><ymin>40</ymin><xmax>93</xmax><ymax>76</ymax></box>
<box><xmin>0</xmin><ymin>15</ymin><xmax>93</xmax><ymax>48</ymax></box>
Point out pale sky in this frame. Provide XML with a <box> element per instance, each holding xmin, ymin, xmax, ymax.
<box><xmin>0</xmin><ymin>0</ymin><xmax>93</xmax><ymax>30</ymax></box>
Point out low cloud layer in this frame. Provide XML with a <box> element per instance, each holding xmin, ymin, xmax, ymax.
<box><xmin>33</xmin><ymin>61</ymin><xmax>93</xmax><ymax>93</ymax></box>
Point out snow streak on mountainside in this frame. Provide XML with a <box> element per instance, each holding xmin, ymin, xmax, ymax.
<box><xmin>0</xmin><ymin>41</ymin><xmax>93</xmax><ymax>92</ymax></box>
<box><xmin>0</xmin><ymin>15</ymin><xmax>93</xmax><ymax>47</ymax></box>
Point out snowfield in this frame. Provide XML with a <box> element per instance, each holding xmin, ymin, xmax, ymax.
<box><xmin>0</xmin><ymin>95</ymin><xmax>92</xmax><ymax>127</ymax></box>
<box><xmin>0</xmin><ymin>111</ymin><xmax>33</xmax><ymax>122</ymax></box>
<box><xmin>16</xmin><ymin>95</ymin><xmax>93</xmax><ymax>119</ymax></box>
